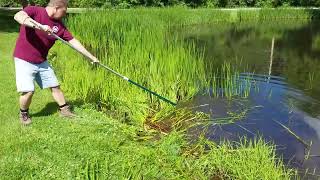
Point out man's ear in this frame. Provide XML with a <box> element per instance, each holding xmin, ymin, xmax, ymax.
<box><xmin>53</xmin><ymin>6</ymin><xmax>59</xmax><ymax>13</ymax></box>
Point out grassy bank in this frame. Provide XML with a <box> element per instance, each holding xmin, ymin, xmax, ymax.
<box><xmin>0</xmin><ymin>8</ymin><xmax>297</xmax><ymax>179</ymax></box>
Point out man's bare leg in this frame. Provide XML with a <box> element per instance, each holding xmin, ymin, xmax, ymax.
<box><xmin>50</xmin><ymin>86</ymin><xmax>66</xmax><ymax>106</ymax></box>
<box><xmin>20</xmin><ymin>91</ymin><xmax>34</xmax><ymax>110</ymax></box>
<box><xmin>50</xmin><ymin>86</ymin><xmax>75</xmax><ymax>117</ymax></box>
<box><xmin>19</xmin><ymin>91</ymin><xmax>33</xmax><ymax>125</ymax></box>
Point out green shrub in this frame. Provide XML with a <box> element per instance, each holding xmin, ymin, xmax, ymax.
<box><xmin>0</xmin><ymin>0</ymin><xmax>19</xmax><ymax>7</ymax></box>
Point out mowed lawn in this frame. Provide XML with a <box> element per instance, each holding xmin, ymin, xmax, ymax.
<box><xmin>0</xmin><ymin>31</ymin><xmax>140</xmax><ymax>179</ymax></box>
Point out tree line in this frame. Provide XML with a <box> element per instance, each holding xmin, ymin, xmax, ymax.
<box><xmin>1</xmin><ymin>0</ymin><xmax>320</xmax><ymax>8</ymax></box>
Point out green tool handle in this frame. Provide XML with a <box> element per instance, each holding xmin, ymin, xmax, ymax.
<box><xmin>128</xmin><ymin>79</ymin><xmax>177</xmax><ymax>106</ymax></box>
<box><xmin>98</xmin><ymin>63</ymin><xmax>177</xmax><ymax>106</ymax></box>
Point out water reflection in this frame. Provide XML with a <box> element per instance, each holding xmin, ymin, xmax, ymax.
<box><xmin>180</xmin><ymin>20</ymin><xmax>320</xmax><ymax>177</ymax></box>
<box><xmin>179</xmin><ymin>20</ymin><xmax>320</xmax><ymax>101</ymax></box>
<box><xmin>187</xmin><ymin>75</ymin><xmax>320</xmax><ymax>177</ymax></box>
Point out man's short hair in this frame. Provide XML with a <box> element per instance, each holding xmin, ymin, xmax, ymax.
<box><xmin>48</xmin><ymin>0</ymin><xmax>69</xmax><ymax>7</ymax></box>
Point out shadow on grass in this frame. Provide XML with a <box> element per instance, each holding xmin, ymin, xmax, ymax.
<box><xmin>0</xmin><ymin>10</ymin><xmax>19</xmax><ymax>33</ymax></box>
<box><xmin>31</xmin><ymin>100</ymin><xmax>84</xmax><ymax>117</ymax></box>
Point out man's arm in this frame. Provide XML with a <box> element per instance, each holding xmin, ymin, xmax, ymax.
<box><xmin>14</xmin><ymin>10</ymin><xmax>53</xmax><ymax>33</ymax></box>
<box><xmin>68</xmin><ymin>38</ymin><xmax>99</xmax><ymax>63</ymax></box>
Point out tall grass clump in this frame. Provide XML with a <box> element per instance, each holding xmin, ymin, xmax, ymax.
<box><xmin>236</xmin><ymin>8</ymin><xmax>316</xmax><ymax>21</ymax></box>
<box><xmin>205</xmin><ymin>63</ymin><xmax>252</xmax><ymax>99</ymax></box>
<box><xmin>54</xmin><ymin>9</ymin><xmax>209</xmax><ymax>124</ymax></box>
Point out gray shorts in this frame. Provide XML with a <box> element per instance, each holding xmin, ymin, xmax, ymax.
<box><xmin>14</xmin><ymin>57</ymin><xmax>59</xmax><ymax>92</ymax></box>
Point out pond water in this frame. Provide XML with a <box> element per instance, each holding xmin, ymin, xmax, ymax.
<box><xmin>181</xmin><ymin>20</ymin><xmax>320</xmax><ymax>178</ymax></box>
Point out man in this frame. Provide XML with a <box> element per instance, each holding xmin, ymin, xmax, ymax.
<box><xmin>13</xmin><ymin>0</ymin><xmax>99</xmax><ymax>125</ymax></box>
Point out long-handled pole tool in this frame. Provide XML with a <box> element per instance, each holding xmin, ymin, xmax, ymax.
<box><xmin>30</xmin><ymin>21</ymin><xmax>177</xmax><ymax>106</ymax></box>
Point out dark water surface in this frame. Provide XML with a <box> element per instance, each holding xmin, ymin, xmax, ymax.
<box><xmin>181</xmin><ymin>20</ymin><xmax>320</xmax><ymax>177</ymax></box>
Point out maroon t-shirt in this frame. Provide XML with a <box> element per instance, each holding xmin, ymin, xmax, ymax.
<box><xmin>13</xmin><ymin>6</ymin><xmax>73</xmax><ymax>64</ymax></box>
